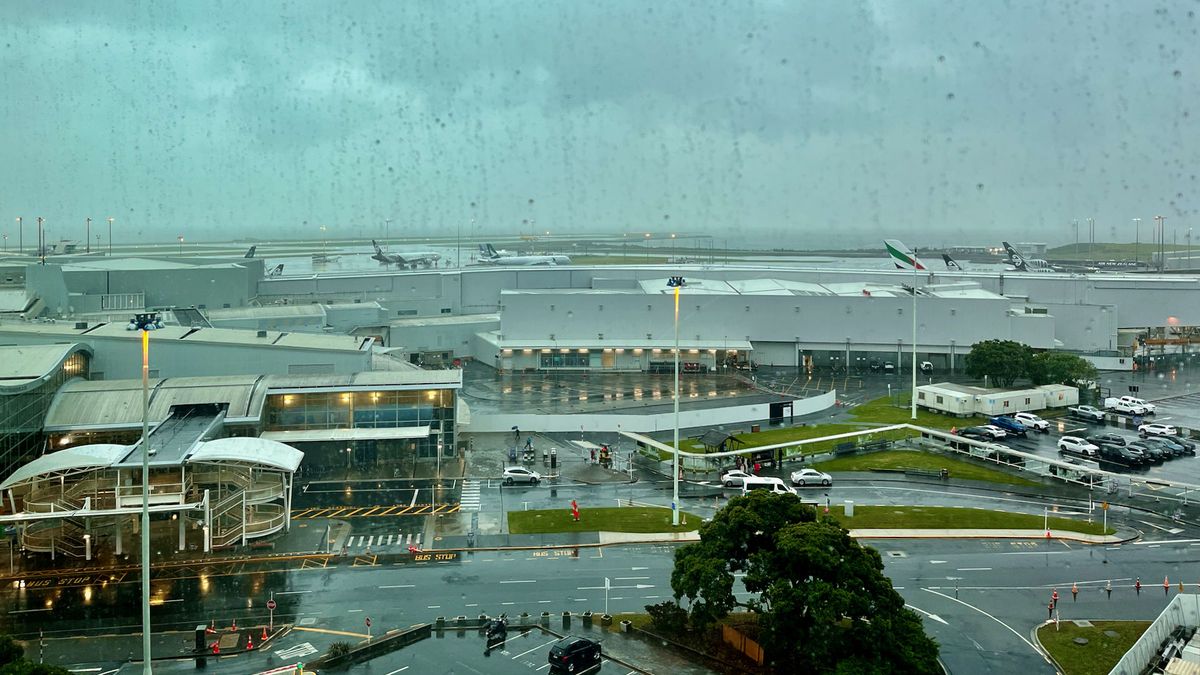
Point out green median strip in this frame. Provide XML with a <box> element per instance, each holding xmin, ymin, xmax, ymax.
<box><xmin>1037</xmin><ymin>621</ymin><xmax>1150</xmax><ymax>675</ymax></box>
<box><xmin>813</xmin><ymin>449</ymin><xmax>1041</xmax><ymax>487</ymax></box>
<box><xmin>508</xmin><ymin>506</ymin><xmax>703</xmax><ymax>534</ymax></box>
<box><xmin>825</xmin><ymin>505</ymin><xmax>1113</xmax><ymax>536</ymax></box>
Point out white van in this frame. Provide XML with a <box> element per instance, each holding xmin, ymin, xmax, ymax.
<box><xmin>741</xmin><ymin>476</ymin><xmax>797</xmax><ymax>496</ymax></box>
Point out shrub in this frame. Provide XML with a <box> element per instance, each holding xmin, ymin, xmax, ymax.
<box><xmin>644</xmin><ymin>600</ymin><xmax>689</xmax><ymax>634</ymax></box>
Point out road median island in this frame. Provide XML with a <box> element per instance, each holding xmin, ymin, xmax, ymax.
<box><xmin>826</xmin><ymin>505</ymin><xmax>1114</xmax><ymax>536</ymax></box>
<box><xmin>813</xmin><ymin>449</ymin><xmax>1041</xmax><ymax>487</ymax></box>
<box><xmin>508</xmin><ymin>506</ymin><xmax>704</xmax><ymax>534</ymax></box>
<box><xmin>1036</xmin><ymin>620</ymin><xmax>1150</xmax><ymax>675</ymax></box>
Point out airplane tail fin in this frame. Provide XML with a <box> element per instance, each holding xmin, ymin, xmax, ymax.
<box><xmin>267</xmin><ymin>264</ymin><xmax>284</xmax><ymax>276</ymax></box>
<box><xmin>244</xmin><ymin>245</ymin><xmax>256</xmax><ymax>258</ymax></box>
<box><xmin>371</xmin><ymin>239</ymin><xmax>383</xmax><ymax>254</ymax></box>
<box><xmin>884</xmin><ymin>239</ymin><xmax>926</xmax><ymax>271</ymax></box>
<box><xmin>942</xmin><ymin>253</ymin><xmax>963</xmax><ymax>271</ymax></box>
<box><xmin>486</xmin><ymin>243</ymin><xmax>499</xmax><ymax>257</ymax></box>
<box><xmin>1002</xmin><ymin>241</ymin><xmax>1028</xmax><ymax>271</ymax></box>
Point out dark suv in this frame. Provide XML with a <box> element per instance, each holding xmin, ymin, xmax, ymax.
<box><xmin>549</xmin><ymin>636</ymin><xmax>602</xmax><ymax>673</ymax></box>
<box><xmin>1087</xmin><ymin>433</ymin><xmax>1129</xmax><ymax>448</ymax></box>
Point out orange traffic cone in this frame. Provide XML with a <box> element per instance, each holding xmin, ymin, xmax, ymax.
<box><xmin>211</xmin><ymin>641</ymin><xmax>220</xmax><ymax>655</ymax></box>
<box><xmin>261</xmin><ymin>626</ymin><xmax>268</xmax><ymax>641</ymax></box>
<box><xmin>1045</xmin><ymin>530</ymin><xmax>1051</xmax><ymax>540</ymax></box>
<box><xmin>246</xmin><ymin>635</ymin><xmax>254</xmax><ymax>651</ymax></box>
<box><xmin>231</xmin><ymin>618</ymin><xmax>237</xmax><ymax>632</ymax></box>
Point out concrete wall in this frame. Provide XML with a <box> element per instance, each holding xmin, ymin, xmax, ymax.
<box><xmin>391</xmin><ymin>317</ymin><xmax>500</xmax><ymax>355</ymax></box>
<box><xmin>466</xmin><ymin>389</ymin><xmax>836</xmax><ymax>433</ymax></box>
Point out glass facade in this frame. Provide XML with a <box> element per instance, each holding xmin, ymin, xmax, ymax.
<box><xmin>0</xmin><ymin>352</ymin><xmax>90</xmax><ymax>480</ymax></box>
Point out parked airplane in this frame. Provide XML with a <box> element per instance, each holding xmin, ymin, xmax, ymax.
<box><xmin>266</xmin><ymin>263</ymin><xmax>284</xmax><ymax>277</ymax></box>
<box><xmin>475</xmin><ymin>243</ymin><xmax>570</xmax><ymax>266</ymax></box>
<box><xmin>883</xmin><ymin>239</ymin><xmax>926</xmax><ymax>271</ymax></box>
<box><xmin>942</xmin><ymin>253</ymin><xmax>964</xmax><ymax>271</ymax></box>
<box><xmin>371</xmin><ymin>240</ymin><xmax>441</xmax><ymax>268</ymax></box>
<box><xmin>1002</xmin><ymin>242</ymin><xmax>1059</xmax><ymax>273</ymax></box>
<box><xmin>244</xmin><ymin>245</ymin><xmax>256</xmax><ymax>258</ymax></box>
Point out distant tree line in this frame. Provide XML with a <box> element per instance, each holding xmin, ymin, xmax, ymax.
<box><xmin>964</xmin><ymin>340</ymin><xmax>1098</xmax><ymax>390</ymax></box>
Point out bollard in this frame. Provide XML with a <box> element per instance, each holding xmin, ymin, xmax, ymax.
<box><xmin>457</xmin><ymin>615</ymin><xmax>468</xmax><ymax>628</ymax></box>
<box><xmin>582</xmin><ymin>611</ymin><xmax>593</xmax><ymax>627</ymax></box>
<box><xmin>519</xmin><ymin>612</ymin><xmax>530</xmax><ymax>627</ymax></box>
<box><xmin>478</xmin><ymin>614</ymin><xmax>488</xmax><ymax>627</ymax></box>
<box><xmin>844</xmin><ymin>500</ymin><xmax>854</xmax><ymax>518</ymax></box>
<box><xmin>540</xmin><ymin>611</ymin><xmax>550</xmax><ymax>626</ymax></box>
<box><xmin>601</xmin><ymin>614</ymin><xmax>613</xmax><ymax>627</ymax></box>
<box><xmin>435</xmin><ymin>616</ymin><xmax>446</xmax><ymax>629</ymax></box>
<box><xmin>620</xmin><ymin>620</ymin><xmax>633</xmax><ymax>633</ymax></box>
<box><xmin>562</xmin><ymin>612</ymin><xmax>572</xmax><ymax>629</ymax></box>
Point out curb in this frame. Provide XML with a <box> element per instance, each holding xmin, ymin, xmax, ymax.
<box><xmin>848</xmin><ymin>528</ymin><xmax>1142</xmax><ymax>546</ymax></box>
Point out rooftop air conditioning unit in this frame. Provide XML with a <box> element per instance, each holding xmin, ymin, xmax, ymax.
<box><xmin>75</xmin><ymin>322</ymin><xmax>88</xmax><ymax>329</ymax></box>
<box><xmin>256</xmin><ymin>330</ymin><xmax>268</xmax><ymax>338</ymax></box>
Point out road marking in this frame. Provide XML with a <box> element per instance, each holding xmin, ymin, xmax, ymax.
<box><xmin>929</xmin><ymin>560</ymin><xmax>947</xmax><ymax>564</ymax></box>
<box><xmin>615</xmin><ymin>576</ymin><xmax>650</xmax><ymax>581</ymax></box>
<box><xmin>348</xmin><ymin>609</ymin><xmax>363</xmax><ymax>613</ymax></box>
<box><xmin>356</xmin><ymin>536</ymin><xmax>364</xmax><ymax>547</ymax></box>
<box><xmin>631</xmin><ymin>566</ymin><xmax>649</xmax><ymax>571</ymax></box>
<box><xmin>410</xmin><ymin>490</ymin><xmax>419</xmax><ymax>507</ymax></box>
<box><xmin>386</xmin><ymin>534</ymin><xmax>393</xmax><ymax>545</ymax></box>
<box><xmin>904</xmin><ymin>604</ymin><xmax>948</xmax><ymax>625</ymax></box>
<box><xmin>385</xmin><ymin>667</ymin><xmax>410</xmax><ymax>675</ymax></box>
<box><xmin>465</xmin><ymin>603</ymin><xmax>478</xmax><ymax>607</ymax></box>
<box><xmin>956</xmin><ymin>568</ymin><xmax>993</xmax><ymax>571</ymax></box>
<box><xmin>501</xmin><ymin>602</ymin><xmax>515</xmax><ymax>606</ymax></box>
<box><xmin>380</xmin><ymin>585</ymin><xmax>415</xmax><ymax>589</ymax></box>
<box><xmin>500</xmin><ymin>579</ymin><xmax>537</xmax><ymax>584</ymax></box>
<box><xmin>1134</xmin><ymin>538</ymin><xmax>1200</xmax><ymax>545</ymax></box>
<box><xmin>1001</xmin><ymin>551</ymin><xmax>1072</xmax><ymax>556</ymax></box>
<box><xmin>427</xmin><ymin>605</ymin><xmax>440</xmax><ymax>609</ymax></box>
<box><xmin>275</xmin><ymin>590</ymin><xmax>312</xmax><ymax>595</ymax></box>
<box><xmin>275</xmin><ymin>642</ymin><xmax>319</xmax><ymax>660</ymax></box>
<box><xmin>293</xmin><ymin>626</ymin><xmax>370</xmax><ymax>639</ymax></box>
<box><xmin>367</xmin><ymin>535</ymin><xmax>375</xmax><ymax>547</ymax></box>
<box><xmin>921</xmin><ymin>588</ymin><xmax>1049</xmax><ymax>663</ymax></box>
<box><xmin>512</xmin><ymin>638</ymin><xmax>560</xmax><ymax>660</ymax></box>
<box><xmin>538</xmin><ymin>600</ymin><xmax>552</xmax><ymax>604</ymax></box>
<box><xmin>7</xmin><ymin>609</ymin><xmax>51</xmax><ymax>614</ymax></box>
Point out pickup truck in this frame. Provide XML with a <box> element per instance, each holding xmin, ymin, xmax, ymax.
<box><xmin>1104</xmin><ymin>397</ymin><xmax>1148</xmax><ymax>416</ymax></box>
<box><xmin>1068</xmin><ymin>405</ymin><xmax>1106</xmax><ymax>422</ymax></box>
<box><xmin>1117</xmin><ymin>396</ymin><xmax>1156</xmax><ymax>414</ymax></box>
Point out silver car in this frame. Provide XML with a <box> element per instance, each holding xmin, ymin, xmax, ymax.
<box><xmin>502</xmin><ymin>466</ymin><xmax>541</xmax><ymax>485</ymax></box>
<box><xmin>789</xmin><ymin>468</ymin><xmax>832</xmax><ymax>487</ymax></box>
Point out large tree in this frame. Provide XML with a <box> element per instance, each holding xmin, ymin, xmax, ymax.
<box><xmin>964</xmin><ymin>339</ymin><xmax>1031</xmax><ymax>387</ymax></box>
<box><xmin>0</xmin><ymin>635</ymin><xmax>70</xmax><ymax>675</ymax></box>
<box><xmin>671</xmin><ymin>492</ymin><xmax>940</xmax><ymax>673</ymax></box>
<box><xmin>1027</xmin><ymin>351</ymin><xmax>1098</xmax><ymax>388</ymax></box>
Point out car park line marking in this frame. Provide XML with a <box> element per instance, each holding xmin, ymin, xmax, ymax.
<box><xmin>921</xmin><ymin>588</ymin><xmax>1048</xmax><ymax>661</ymax></box>
<box><xmin>427</xmin><ymin>605</ymin><xmax>440</xmax><ymax>609</ymax></box>
<box><xmin>385</xmin><ymin>667</ymin><xmax>410</xmax><ymax>674</ymax></box>
<box><xmin>500</xmin><ymin>579</ymin><xmax>537</xmax><ymax>584</ymax></box>
<box><xmin>380</xmin><ymin>584</ymin><xmax>414</xmax><ymax>589</ymax></box>
<box><xmin>957</xmin><ymin>568</ymin><xmax>992</xmax><ymax>571</ymax></box>
<box><xmin>513</xmin><ymin>639</ymin><xmax>561</xmax><ymax>660</ymax></box>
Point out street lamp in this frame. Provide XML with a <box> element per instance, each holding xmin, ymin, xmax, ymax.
<box><xmin>132</xmin><ymin>311</ymin><xmax>160</xmax><ymax>675</ymax></box>
<box><xmin>37</xmin><ymin>217</ymin><xmax>44</xmax><ymax>264</ymax></box>
<box><xmin>107</xmin><ymin>217</ymin><xmax>114</xmax><ymax>255</ymax></box>
<box><xmin>910</xmin><ymin>252</ymin><xmax>918</xmax><ymax>420</ymax></box>
<box><xmin>177</xmin><ymin>234</ymin><xmax>184</xmax><ymax>255</ymax></box>
<box><xmin>15</xmin><ymin>217</ymin><xmax>21</xmax><ymax>254</ymax></box>
<box><xmin>86</xmin><ymin>217</ymin><xmax>91</xmax><ymax>253</ymax></box>
<box><xmin>1133</xmin><ymin>218</ymin><xmax>1141</xmax><ymax>266</ymax></box>
<box><xmin>1155</xmin><ymin>215</ymin><xmax>1166</xmax><ymax>272</ymax></box>
<box><xmin>666</xmin><ymin>275</ymin><xmax>686</xmax><ymax>526</ymax></box>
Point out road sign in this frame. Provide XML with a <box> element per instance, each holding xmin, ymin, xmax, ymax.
<box><xmin>365</xmin><ymin>617</ymin><xmax>371</xmax><ymax>628</ymax></box>
<box><xmin>266</xmin><ymin>599</ymin><xmax>277</xmax><ymax>610</ymax></box>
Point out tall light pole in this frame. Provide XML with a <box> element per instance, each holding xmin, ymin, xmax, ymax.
<box><xmin>135</xmin><ymin>313</ymin><xmax>158</xmax><ymax>674</ymax></box>
<box><xmin>385</xmin><ymin>218</ymin><xmax>391</xmax><ymax>248</ymax></box>
<box><xmin>15</xmin><ymin>217</ymin><xmax>21</xmax><ymax>254</ymax></box>
<box><xmin>1155</xmin><ymin>215</ymin><xmax>1166</xmax><ymax>272</ymax></box>
<box><xmin>910</xmin><ymin>252</ymin><xmax>918</xmax><ymax>420</ymax></box>
<box><xmin>1088</xmin><ymin>217</ymin><xmax>1094</xmax><ymax>262</ymax></box>
<box><xmin>1133</xmin><ymin>218</ymin><xmax>1141</xmax><ymax>266</ymax></box>
<box><xmin>177</xmin><ymin>234</ymin><xmax>184</xmax><ymax>255</ymax></box>
<box><xmin>37</xmin><ymin>217</ymin><xmax>44</xmax><ymax>264</ymax></box>
<box><xmin>1073</xmin><ymin>219</ymin><xmax>1079</xmax><ymax>256</ymax></box>
<box><xmin>1189</xmin><ymin>228</ymin><xmax>1193</xmax><ymax>267</ymax></box>
<box><xmin>86</xmin><ymin>217</ymin><xmax>91</xmax><ymax>253</ymax></box>
<box><xmin>107</xmin><ymin>217</ymin><xmax>114</xmax><ymax>255</ymax></box>
<box><xmin>667</xmin><ymin>276</ymin><xmax>685</xmax><ymax>527</ymax></box>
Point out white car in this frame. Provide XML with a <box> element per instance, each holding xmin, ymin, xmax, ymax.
<box><xmin>502</xmin><ymin>467</ymin><xmax>541</xmax><ymax>485</ymax></box>
<box><xmin>1013</xmin><ymin>412</ymin><xmax>1050</xmax><ymax>433</ymax></box>
<box><xmin>1119</xmin><ymin>396</ymin><xmax>1156</xmax><ymax>414</ymax></box>
<box><xmin>980</xmin><ymin>425</ymin><xmax>1009</xmax><ymax>439</ymax></box>
<box><xmin>1139</xmin><ymin>423</ymin><xmax>1178</xmax><ymax>438</ymax></box>
<box><xmin>721</xmin><ymin>469</ymin><xmax>754</xmax><ymax>488</ymax></box>
<box><xmin>1057</xmin><ymin>436</ymin><xmax>1099</xmax><ymax>456</ymax></box>
<box><xmin>790</xmin><ymin>468</ymin><xmax>833</xmax><ymax>487</ymax></box>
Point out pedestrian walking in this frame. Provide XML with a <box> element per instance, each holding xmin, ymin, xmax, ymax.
<box><xmin>1047</xmin><ymin>602</ymin><xmax>1054</xmax><ymax>620</ymax></box>
<box><xmin>525</xmin><ymin>437</ymin><xmax>533</xmax><ymax>451</ymax></box>
<box><xmin>590</xmin><ymin>448</ymin><xmax>596</xmax><ymax>464</ymax></box>
<box><xmin>1105</xmin><ymin>579</ymin><xmax>1112</xmax><ymax>599</ymax></box>
<box><xmin>1071</xmin><ymin>583</ymin><xmax>1078</xmax><ymax>602</ymax></box>
<box><xmin>1164</xmin><ymin>576</ymin><xmax>1170</xmax><ymax>596</ymax></box>
<box><xmin>1051</xmin><ymin>589</ymin><xmax>1059</xmax><ymax>608</ymax></box>
<box><xmin>1135</xmin><ymin>577</ymin><xmax>1142</xmax><ymax>595</ymax></box>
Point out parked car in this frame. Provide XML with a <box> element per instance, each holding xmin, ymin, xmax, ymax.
<box><xmin>548</xmin><ymin>636</ymin><xmax>602</xmax><ymax>673</ymax></box>
<box><xmin>1068</xmin><ymin>405</ymin><xmax>1106</xmax><ymax>422</ymax></box>
<box><xmin>1013</xmin><ymin>412</ymin><xmax>1051</xmax><ymax>433</ymax></box>
<box><xmin>956</xmin><ymin>426</ymin><xmax>1002</xmax><ymax>440</ymax></box>
<box><xmin>502</xmin><ymin>467</ymin><xmax>542</xmax><ymax>485</ymax></box>
<box><xmin>721</xmin><ymin>469</ymin><xmax>754</xmax><ymax>488</ymax></box>
<box><xmin>988</xmin><ymin>416</ymin><xmax>1028</xmax><ymax>437</ymax></box>
<box><xmin>1140</xmin><ymin>436</ymin><xmax>1189</xmax><ymax>457</ymax></box>
<box><xmin>1057</xmin><ymin>436</ymin><xmax>1099</xmax><ymax>457</ymax></box>
<box><xmin>1098</xmin><ymin>444</ymin><xmax>1145</xmax><ymax>466</ymax></box>
<box><xmin>1139</xmin><ymin>423</ymin><xmax>1179</xmax><ymax>438</ymax></box>
<box><xmin>1086</xmin><ymin>433</ymin><xmax>1129</xmax><ymax>448</ymax></box>
<box><xmin>1105</xmin><ymin>397</ymin><xmax>1148</xmax><ymax>416</ymax></box>
<box><xmin>883</xmin><ymin>362</ymin><xmax>896</xmax><ymax>374</ymax></box>
<box><xmin>790</xmin><ymin>468</ymin><xmax>833</xmax><ymax>487</ymax></box>
<box><xmin>1128</xmin><ymin>440</ymin><xmax>1167</xmax><ymax>462</ymax></box>
<box><xmin>981</xmin><ymin>424</ymin><xmax>1012</xmax><ymax>439</ymax></box>
<box><xmin>1118</xmin><ymin>396</ymin><xmax>1157</xmax><ymax>414</ymax></box>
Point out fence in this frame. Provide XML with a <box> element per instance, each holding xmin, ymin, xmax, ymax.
<box><xmin>721</xmin><ymin>623</ymin><xmax>764</xmax><ymax>665</ymax></box>
<box><xmin>1107</xmin><ymin>594</ymin><xmax>1200</xmax><ymax>674</ymax></box>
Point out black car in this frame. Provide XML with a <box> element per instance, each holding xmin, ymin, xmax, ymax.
<box><xmin>956</xmin><ymin>426</ymin><xmax>1002</xmax><ymax>441</ymax></box>
<box><xmin>1087</xmin><ymin>433</ymin><xmax>1129</xmax><ymax>448</ymax></box>
<box><xmin>1127</xmin><ymin>441</ymin><xmax>1165</xmax><ymax>462</ymax></box>
<box><xmin>1099</xmin><ymin>444</ymin><xmax>1144</xmax><ymax>466</ymax></box>
<box><xmin>549</xmin><ymin>636</ymin><xmax>602</xmax><ymax>673</ymax></box>
<box><xmin>1141</xmin><ymin>436</ymin><xmax>1189</xmax><ymax>457</ymax></box>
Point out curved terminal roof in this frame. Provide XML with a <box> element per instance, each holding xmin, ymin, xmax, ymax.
<box><xmin>189</xmin><ymin>437</ymin><xmax>304</xmax><ymax>472</ymax></box>
<box><xmin>0</xmin><ymin>444</ymin><xmax>128</xmax><ymax>490</ymax></box>
<box><xmin>0</xmin><ymin>343</ymin><xmax>92</xmax><ymax>394</ymax></box>
<box><xmin>0</xmin><ymin>437</ymin><xmax>303</xmax><ymax>490</ymax></box>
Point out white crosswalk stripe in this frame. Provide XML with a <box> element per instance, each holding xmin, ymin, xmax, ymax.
<box><xmin>460</xmin><ymin>479</ymin><xmax>482</xmax><ymax>512</ymax></box>
<box><xmin>275</xmin><ymin>642</ymin><xmax>318</xmax><ymax>659</ymax></box>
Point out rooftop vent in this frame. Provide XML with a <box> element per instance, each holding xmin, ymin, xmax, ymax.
<box><xmin>74</xmin><ymin>322</ymin><xmax>88</xmax><ymax>329</ymax></box>
<box><xmin>256</xmin><ymin>330</ymin><xmax>268</xmax><ymax>338</ymax></box>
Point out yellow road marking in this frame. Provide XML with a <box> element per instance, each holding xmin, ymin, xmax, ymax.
<box><xmin>293</xmin><ymin>626</ymin><xmax>370</xmax><ymax>639</ymax></box>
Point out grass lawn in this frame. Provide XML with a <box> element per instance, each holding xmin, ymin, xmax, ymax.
<box><xmin>826</xmin><ymin>504</ymin><xmax>1113</xmax><ymax>535</ymax></box>
<box><xmin>1037</xmin><ymin>621</ymin><xmax>1150</xmax><ymax>675</ymax></box>
<box><xmin>508</xmin><ymin>506</ymin><xmax>703</xmax><ymax>534</ymax></box>
<box><xmin>571</xmin><ymin>255</ymin><xmax>669</xmax><ymax>265</ymax></box>
<box><xmin>1047</xmin><ymin>242</ymin><xmax>1187</xmax><ymax>260</ymax></box>
<box><xmin>846</xmin><ymin>397</ymin><xmax>979</xmax><ymax>429</ymax></box>
<box><xmin>813</xmin><ymin>449</ymin><xmax>1041</xmax><ymax>487</ymax></box>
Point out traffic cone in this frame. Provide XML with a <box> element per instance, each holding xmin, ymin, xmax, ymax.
<box><xmin>247</xmin><ymin>634</ymin><xmax>254</xmax><ymax>651</ymax></box>
<box><xmin>211</xmin><ymin>641</ymin><xmax>220</xmax><ymax>655</ymax></box>
<box><xmin>261</xmin><ymin>626</ymin><xmax>268</xmax><ymax>641</ymax></box>
<box><xmin>231</xmin><ymin>618</ymin><xmax>237</xmax><ymax>632</ymax></box>
<box><xmin>1045</xmin><ymin>530</ymin><xmax>1051</xmax><ymax>540</ymax></box>
<box><xmin>207</xmin><ymin>618</ymin><xmax>216</xmax><ymax>633</ymax></box>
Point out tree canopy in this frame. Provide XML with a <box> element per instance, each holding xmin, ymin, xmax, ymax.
<box><xmin>0</xmin><ymin>635</ymin><xmax>70</xmax><ymax>675</ymax></box>
<box><xmin>670</xmin><ymin>492</ymin><xmax>940</xmax><ymax>673</ymax></box>
<box><xmin>1028</xmin><ymin>351</ymin><xmax>1097</xmax><ymax>388</ymax></box>
<box><xmin>964</xmin><ymin>339</ymin><xmax>1030</xmax><ymax>387</ymax></box>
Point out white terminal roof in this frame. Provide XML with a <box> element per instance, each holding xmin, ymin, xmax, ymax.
<box><xmin>502</xmin><ymin>278</ymin><xmax>1004</xmax><ymax>300</ymax></box>
<box><xmin>0</xmin><ymin>437</ymin><xmax>302</xmax><ymax>490</ymax></box>
<box><xmin>204</xmin><ymin>304</ymin><xmax>327</xmax><ymax>321</ymax></box>
<box><xmin>0</xmin><ymin>343</ymin><xmax>91</xmax><ymax>393</ymax></box>
<box><xmin>0</xmin><ymin>288</ymin><xmax>32</xmax><ymax>313</ymax></box>
<box><xmin>0</xmin><ymin>320</ymin><xmax>371</xmax><ymax>352</ymax></box>
<box><xmin>61</xmin><ymin>258</ymin><xmax>249</xmax><ymax>272</ymax></box>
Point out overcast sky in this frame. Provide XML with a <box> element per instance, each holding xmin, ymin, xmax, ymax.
<box><xmin>0</xmin><ymin>1</ymin><xmax>1196</xmax><ymax>248</ymax></box>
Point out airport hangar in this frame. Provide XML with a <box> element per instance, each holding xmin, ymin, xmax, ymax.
<box><xmin>10</xmin><ymin>255</ymin><xmax>1198</xmax><ymax>373</ymax></box>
